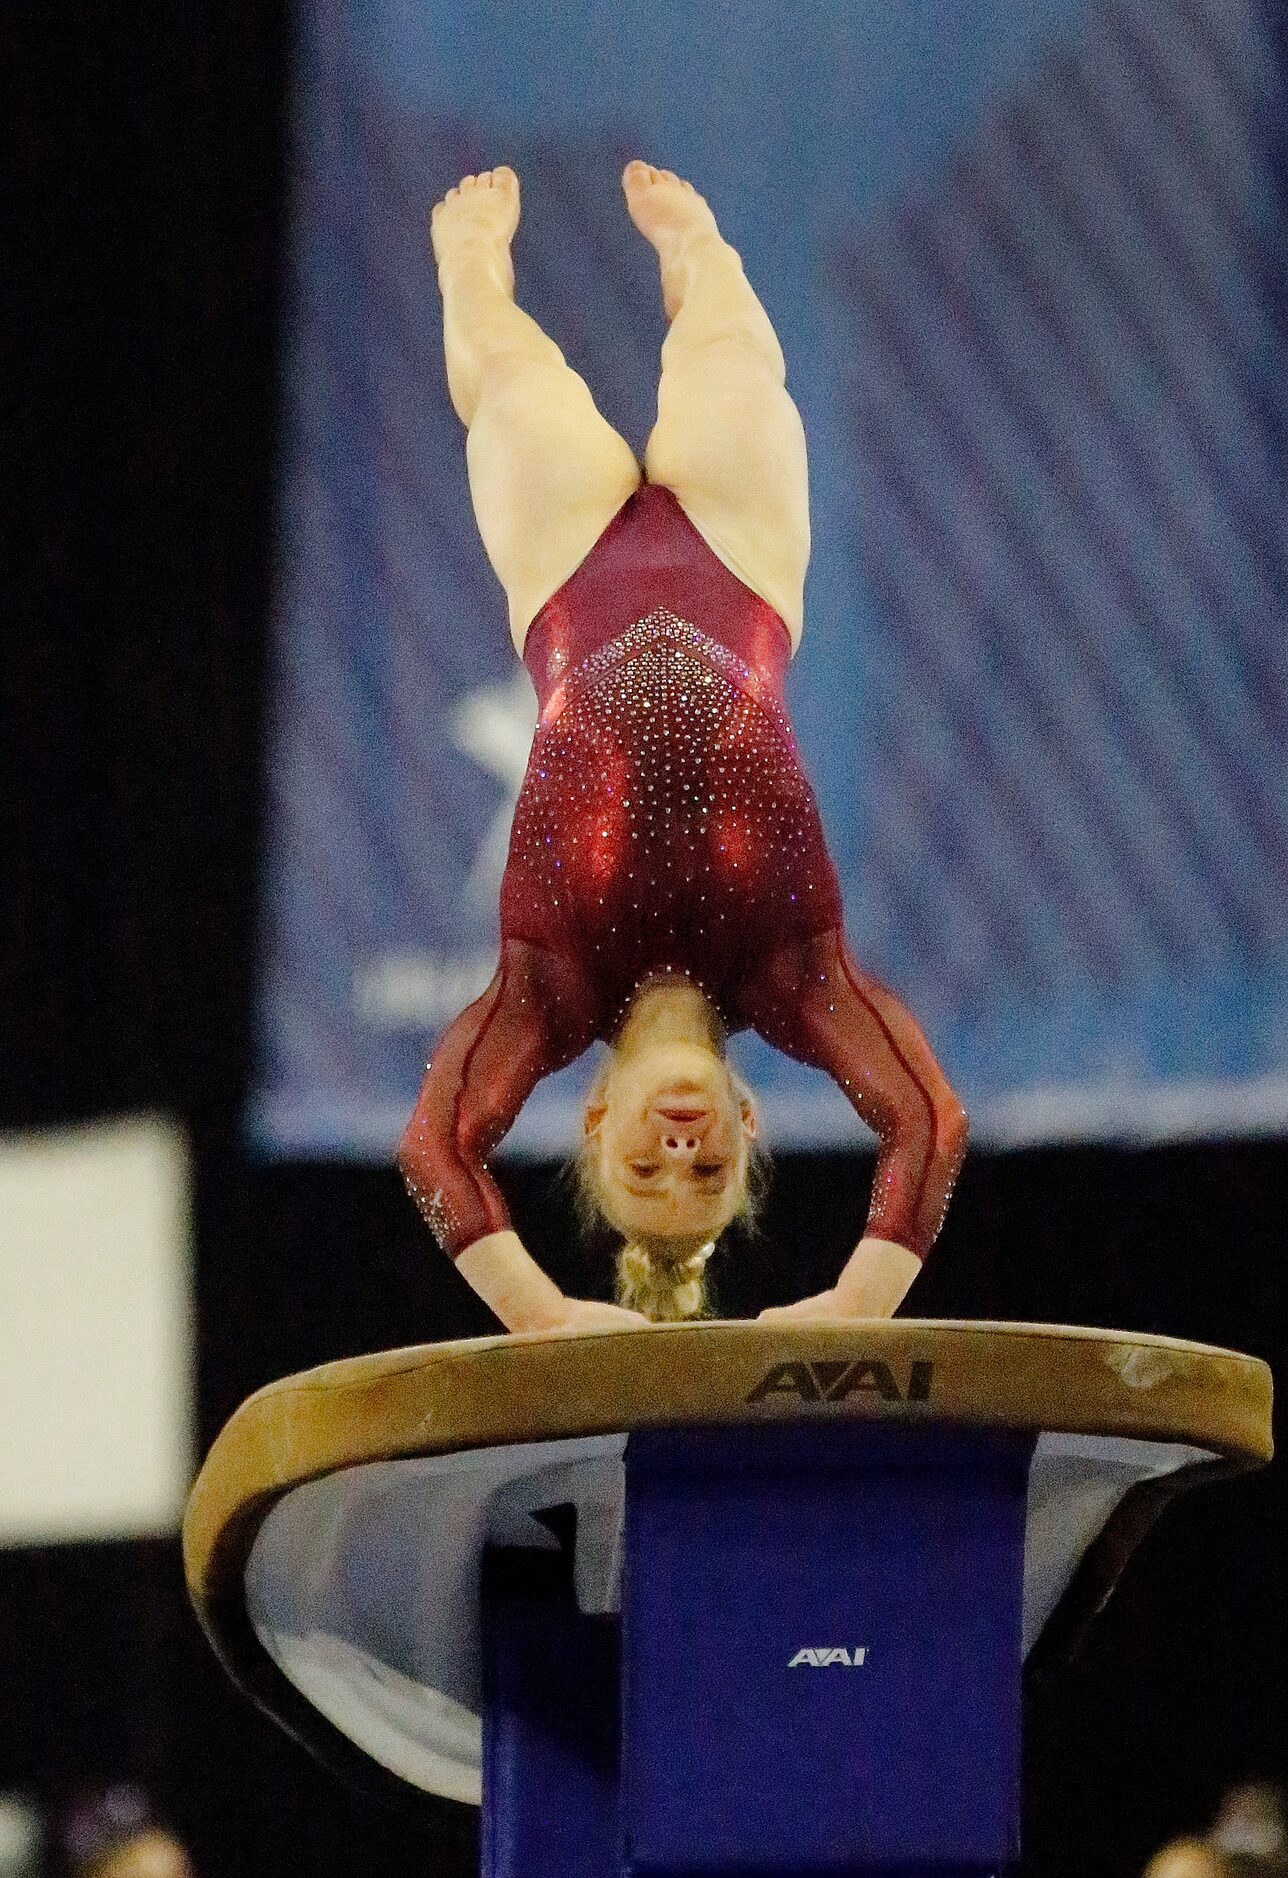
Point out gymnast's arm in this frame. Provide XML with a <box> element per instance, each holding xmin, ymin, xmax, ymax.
<box><xmin>398</xmin><ymin>940</ymin><xmax>648</xmax><ymax>1333</ymax></box>
<box><xmin>741</xmin><ymin>928</ymin><xmax>968</xmax><ymax>1319</ymax></box>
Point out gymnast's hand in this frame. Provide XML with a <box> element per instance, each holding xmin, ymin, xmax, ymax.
<box><xmin>549</xmin><ymin>1298</ymin><xmax>654</xmax><ymax>1334</ymax></box>
<box><xmin>757</xmin><ymin>1238</ymin><xmax>923</xmax><ymax>1323</ymax></box>
<box><xmin>456</xmin><ymin>1231</ymin><xmax>652</xmax><ymax>1334</ymax></box>
<box><xmin>758</xmin><ymin>1288</ymin><xmax>857</xmax><ymax>1323</ymax></box>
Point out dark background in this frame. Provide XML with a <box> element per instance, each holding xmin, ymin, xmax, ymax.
<box><xmin>5</xmin><ymin>6</ymin><xmax>1283</xmax><ymax>1874</ymax></box>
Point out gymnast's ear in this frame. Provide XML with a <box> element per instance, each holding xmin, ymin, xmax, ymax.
<box><xmin>584</xmin><ymin>1101</ymin><xmax>607</xmax><ymax>1138</ymax></box>
<box><xmin>739</xmin><ymin>1096</ymin><xmax>758</xmax><ymax>1140</ymax></box>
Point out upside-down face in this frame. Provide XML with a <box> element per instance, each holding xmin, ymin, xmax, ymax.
<box><xmin>584</xmin><ymin>1038</ymin><xmax>757</xmax><ymax>1243</ymax></box>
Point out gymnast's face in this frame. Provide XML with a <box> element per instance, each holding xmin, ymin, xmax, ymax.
<box><xmin>584</xmin><ymin>1042</ymin><xmax>757</xmax><ymax>1240</ymax></box>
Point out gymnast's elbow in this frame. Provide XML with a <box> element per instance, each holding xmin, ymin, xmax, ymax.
<box><xmin>395</xmin><ymin>1122</ymin><xmax>463</xmax><ymax>1259</ymax></box>
<box><xmin>395</xmin><ymin>1118</ymin><xmax>421</xmax><ymax>1184</ymax></box>
<box><xmin>396</xmin><ymin>1114</ymin><xmax>445</xmax><ymax>1199</ymax></box>
<box><xmin>935</xmin><ymin>1092</ymin><xmax>969</xmax><ymax>1170</ymax></box>
<box><xmin>897</xmin><ymin>1087</ymin><xmax>967</xmax><ymax>1174</ymax></box>
<box><xmin>938</xmin><ymin>1089</ymin><xmax>968</xmax><ymax>1156</ymax></box>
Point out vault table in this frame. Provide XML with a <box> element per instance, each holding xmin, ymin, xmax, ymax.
<box><xmin>184</xmin><ymin>1320</ymin><xmax>1272</xmax><ymax>1875</ymax></box>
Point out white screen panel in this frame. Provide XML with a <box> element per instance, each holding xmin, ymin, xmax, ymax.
<box><xmin>0</xmin><ymin>1116</ymin><xmax>194</xmax><ymax>1544</ymax></box>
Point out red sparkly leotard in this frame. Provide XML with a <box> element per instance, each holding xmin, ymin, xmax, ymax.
<box><xmin>400</xmin><ymin>484</ymin><xmax>966</xmax><ymax>1263</ymax></box>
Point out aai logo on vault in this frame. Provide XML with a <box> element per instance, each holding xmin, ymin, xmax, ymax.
<box><xmin>789</xmin><ymin>1648</ymin><xmax>869</xmax><ymax>1667</ymax></box>
<box><xmin>746</xmin><ymin>1360</ymin><xmax>934</xmax><ymax>1405</ymax></box>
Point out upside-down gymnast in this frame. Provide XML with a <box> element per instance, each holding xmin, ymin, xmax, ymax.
<box><xmin>399</xmin><ymin>162</ymin><xmax>968</xmax><ymax>1333</ymax></box>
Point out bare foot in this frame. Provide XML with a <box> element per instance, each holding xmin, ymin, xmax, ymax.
<box><xmin>622</xmin><ymin>160</ymin><xmax>723</xmax><ymax>318</ymax></box>
<box><xmin>431</xmin><ymin>166</ymin><xmax>521</xmax><ymax>281</ymax></box>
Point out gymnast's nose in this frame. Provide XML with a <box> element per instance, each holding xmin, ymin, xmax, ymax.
<box><xmin>654</xmin><ymin>1106</ymin><xmax>710</xmax><ymax>1158</ymax></box>
<box><xmin>659</xmin><ymin>1129</ymin><xmax>702</xmax><ymax>1160</ymax></box>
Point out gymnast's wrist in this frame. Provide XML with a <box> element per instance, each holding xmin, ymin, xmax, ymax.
<box><xmin>455</xmin><ymin>1229</ymin><xmax>568</xmax><ymax>1333</ymax></box>
<box><xmin>834</xmin><ymin>1237</ymin><xmax>922</xmax><ymax>1318</ymax></box>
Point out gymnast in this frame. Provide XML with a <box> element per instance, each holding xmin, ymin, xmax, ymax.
<box><xmin>399</xmin><ymin>162</ymin><xmax>968</xmax><ymax>1333</ymax></box>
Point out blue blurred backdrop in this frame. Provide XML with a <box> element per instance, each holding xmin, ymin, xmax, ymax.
<box><xmin>253</xmin><ymin>0</ymin><xmax>1287</xmax><ymax>1160</ymax></box>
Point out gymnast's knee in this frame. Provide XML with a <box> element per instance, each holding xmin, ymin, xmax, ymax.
<box><xmin>660</xmin><ymin>324</ymin><xmax>787</xmax><ymax>391</ymax></box>
<box><xmin>466</xmin><ymin>341</ymin><xmax>576</xmax><ymax>423</ymax></box>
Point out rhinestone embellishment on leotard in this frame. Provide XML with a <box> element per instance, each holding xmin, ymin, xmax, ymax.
<box><xmin>505</xmin><ymin>607</ymin><xmax>837</xmax><ymax>1029</ymax></box>
<box><xmin>549</xmin><ymin>607</ymin><xmax>792</xmax><ymax>737</ymax></box>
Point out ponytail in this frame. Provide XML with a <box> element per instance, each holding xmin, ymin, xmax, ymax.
<box><xmin>616</xmin><ymin>1238</ymin><xmax>715</xmax><ymax>1322</ymax></box>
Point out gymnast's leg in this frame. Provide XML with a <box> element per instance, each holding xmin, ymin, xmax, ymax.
<box><xmin>432</xmin><ymin>167</ymin><xmax>642</xmax><ymax>653</ymax></box>
<box><xmin>626</xmin><ymin>162</ymin><xmax>810</xmax><ymax>649</ymax></box>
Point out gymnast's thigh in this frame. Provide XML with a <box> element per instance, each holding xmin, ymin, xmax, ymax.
<box><xmin>643</xmin><ymin>345</ymin><xmax>810</xmax><ymax>647</ymax></box>
<box><xmin>466</xmin><ymin>358</ymin><xmax>642</xmax><ymax>652</ymax></box>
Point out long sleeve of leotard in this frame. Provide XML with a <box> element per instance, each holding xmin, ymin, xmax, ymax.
<box><xmin>398</xmin><ymin>938</ymin><xmax>600</xmax><ymax>1259</ymax></box>
<box><xmin>741</xmin><ymin>927</ymin><xmax>968</xmax><ymax>1260</ymax></box>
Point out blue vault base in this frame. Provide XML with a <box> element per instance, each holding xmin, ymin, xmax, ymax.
<box><xmin>482</xmin><ymin>1423</ymin><xmax>1034</xmax><ymax>1877</ymax></box>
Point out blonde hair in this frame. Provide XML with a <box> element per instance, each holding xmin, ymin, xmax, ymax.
<box><xmin>565</xmin><ymin>1053</ymin><xmax>770</xmax><ymax>1321</ymax></box>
